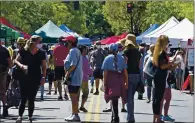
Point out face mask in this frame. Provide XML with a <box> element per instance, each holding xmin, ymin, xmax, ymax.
<box><xmin>36</xmin><ymin>44</ymin><xmax>42</xmax><ymax>49</ymax></box>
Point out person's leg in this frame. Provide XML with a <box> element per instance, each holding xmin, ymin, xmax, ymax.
<box><xmin>47</xmin><ymin>81</ymin><xmax>52</xmax><ymax>94</ymax></box>
<box><xmin>28</xmin><ymin>86</ymin><xmax>39</xmax><ymax>121</ymax></box>
<box><xmin>80</xmin><ymin>82</ymin><xmax>89</xmax><ymax>112</ymax></box>
<box><xmin>147</xmin><ymin>78</ymin><xmax>153</xmax><ymax>103</ymax></box>
<box><xmin>64</xmin><ymin>85</ymin><xmax>69</xmax><ymax>100</ymax></box>
<box><xmin>17</xmin><ymin>84</ymin><xmax>28</xmax><ymax>122</ymax></box>
<box><xmin>121</xmin><ymin>99</ymin><xmax>127</xmax><ymax>112</ymax></box>
<box><xmin>54</xmin><ymin>81</ymin><xmax>57</xmax><ymax>94</ymax></box>
<box><xmin>162</xmin><ymin>88</ymin><xmax>175</xmax><ymax>122</ymax></box>
<box><xmin>111</xmin><ymin>99</ymin><xmax>119</xmax><ymax>122</ymax></box>
<box><xmin>40</xmin><ymin>85</ymin><xmax>44</xmax><ymax>100</ymax></box>
<box><xmin>65</xmin><ymin>85</ymin><xmax>80</xmax><ymax>121</ymax></box>
<box><xmin>0</xmin><ymin>73</ymin><xmax>8</xmax><ymax>117</ymax></box>
<box><xmin>57</xmin><ymin>80</ymin><xmax>63</xmax><ymax>99</ymax></box>
<box><xmin>90</xmin><ymin>76</ymin><xmax>94</xmax><ymax>93</ymax></box>
<box><xmin>126</xmin><ymin>74</ymin><xmax>139</xmax><ymax>122</ymax></box>
<box><xmin>152</xmin><ymin>87</ymin><xmax>165</xmax><ymax>122</ymax></box>
<box><xmin>94</xmin><ymin>79</ymin><xmax>100</xmax><ymax>95</ymax></box>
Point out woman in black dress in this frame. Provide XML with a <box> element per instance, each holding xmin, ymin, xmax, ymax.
<box><xmin>14</xmin><ymin>36</ymin><xmax>46</xmax><ymax>123</ymax></box>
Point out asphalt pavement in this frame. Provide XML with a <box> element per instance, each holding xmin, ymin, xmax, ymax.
<box><xmin>0</xmin><ymin>83</ymin><xmax>193</xmax><ymax>122</ymax></box>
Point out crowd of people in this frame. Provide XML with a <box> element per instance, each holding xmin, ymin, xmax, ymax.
<box><xmin>0</xmin><ymin>33</ymin><xmax>190</xmax><ymax>123</ymax></box>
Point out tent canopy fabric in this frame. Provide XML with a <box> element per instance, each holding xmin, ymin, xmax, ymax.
<box><xmin>77</xmin><ymin>37</ymin><xmax>91</xmax><ymax>45</ymax></box>
<box><xmin>151</xmin><ymin>18</ymin><xmax>194</xmax><ymax>48</ymax></box>
<box><xmin>0</xmin><ymin>17</ymin><xmax>31</xmax><ymax>39</ymax></box>
<box><xmin>136</xmin><ymin>24</ymin><xmax>159</xmax><ymax>44</ymax></box>
<box><xmin>142</xmin><ymin>16</ymin><xmax>179</xmax><ymax>44</ymax></box>
<box><xmin>59</xmin><ymin>24</ymin><xmax>80</xmax><ymax>37</ymax></box>
<box><xmin>101</xmin><ymin>33</ymin><xmax>128</xmax><ymax>45</ymax></box>
<box><xmin>34</xmin><ymin>20</ymin><xmax>70</xmax><ymax>38</ymax></box>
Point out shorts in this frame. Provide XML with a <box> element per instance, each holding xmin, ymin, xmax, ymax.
<box><xmin>68</xmin><ymin>85</ymin><xmax>80</xmax><ymax>94</ymax></box>
<box><xmin>175</xmin><ymin>69</ymin><xmax>183</xmax><ymax>79</ymax></box>
<box><xmin>55</xmin><ymin>66</ymin><xmax>65</xmax><ymax>80</ymax></box>
<box><xmin>0</xmin><ymin>72</ymin><xmax>7</xmax><ymax>95</ymax></box>
<box><xmin>93</xmin><ymin>68</ymin><xmax>103</xmax><ymax>79</ymax></box>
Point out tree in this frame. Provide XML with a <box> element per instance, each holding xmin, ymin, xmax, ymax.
<box><xmin>103</xmin><ymin>1</ymin><xmax>148</xmax><ymax>36</ymax></box>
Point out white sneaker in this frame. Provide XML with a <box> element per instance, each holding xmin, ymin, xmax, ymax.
<box><xmin>16</xmin><ymin>117</ymin><xmax>22</xmax><ymax>123</ymax></box>
<box><xmin>66</xmin><ymin>114</ymin><xmax>81</xmax><ymax>122</ymax></box>
<box><xmin>64</xmin><ymin>114</ymin><xmax>73</xmax><ymax>121</ymax></box>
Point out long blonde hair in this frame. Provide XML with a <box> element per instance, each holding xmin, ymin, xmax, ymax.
<box><xmin>153</xmin><ymin>35</ymin><xmax>169</xmax><ymax>66</ymax></box>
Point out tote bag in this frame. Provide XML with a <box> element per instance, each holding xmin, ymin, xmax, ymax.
<box><xmin>143</xmin><ymin>57</ymin><xmax>156</xmax><ymax>78</ymax></box>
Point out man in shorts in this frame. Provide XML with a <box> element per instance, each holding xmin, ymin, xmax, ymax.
<box><xmin>0</xmin><ymin>43</ymin><xmax>13</xmax><ymax>117</ymax></box>
<box><xmin>53</xmin><ymin>37</ymin><xmax>69</xmax><ymax>100</ymax></box>
<box><xmin>91</xmin><ymin>42</ymin><xmax>106</xmax><ymax>95</ymax></box>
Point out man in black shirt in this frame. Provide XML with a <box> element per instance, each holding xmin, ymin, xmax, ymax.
<box><xmin>0</xmin><ymin>42</ymin><xmax>13</xmax><ymax>117</ymax></box>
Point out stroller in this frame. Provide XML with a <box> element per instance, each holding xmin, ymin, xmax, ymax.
<box><xmin>6</xmin><ymin>66</ymin><xmax>21</xmax><ymax>109</ymax></box>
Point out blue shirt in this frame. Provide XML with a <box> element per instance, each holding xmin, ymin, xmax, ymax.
<box><xmin>64</xmin><ymin>48</ymin><xmax>83</xmax><ymax>86</ymax></box>
<box><xmin>101</xmin><ymin>54</ymin><xmax>127</xmax><ymax>72</ymax></box>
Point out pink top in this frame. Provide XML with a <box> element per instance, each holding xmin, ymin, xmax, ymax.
<box><xmin>53</xmin><ymin>44</ymin><xmax>69</xmax><ymax>67</ymax></box>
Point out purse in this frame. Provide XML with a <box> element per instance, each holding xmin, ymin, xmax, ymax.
<box><xmin>63</xmin><ymin>54</ymin><xmax>81</xmax><ymax>85</ymax></box>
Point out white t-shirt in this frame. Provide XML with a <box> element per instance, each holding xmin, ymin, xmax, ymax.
<box><xmin>175</xmin><ymin>55</ymin><xmax>185</xmax><ymax>70</ymax></box>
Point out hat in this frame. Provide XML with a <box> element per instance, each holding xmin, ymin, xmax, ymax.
<box><xmin>109</xmin><ymin>43</ymin><xmax>118</xmax><ymax>51</ymax></box>
<box><xmin>31</xmin><ymin>35</ymin><xmax>42</xmax><ymax>41</ymax></box>
<box><xmin>117</xmin><ymin>39</ymin><xmax>126</xmax><ymax>47</ymax></box>
<box><xmin>125</xmin><ymin>34</ymin><xmax>139</xmax><ymax>48</ymax></box>
<box><xmin>29</xmin><ymin>35</ymin><xmax>42</xmax><ymax>43</ymax></box>
<box><xmin>17</xmin><ymin>37</ymin><xmax>26</xmax><ymax>44</ymax></box>
<box><xmin>62</xmin><ymin>36</ymin><xmax>76</xmax><ymax>42</ymax></box>
<box><xmin>50</xmin><ymin>45</ymin><xmax>55</xmax><ymax>51</ymax></box>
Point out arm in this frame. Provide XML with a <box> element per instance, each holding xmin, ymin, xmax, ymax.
<box><xmin>103</xmin><ymin>70</ymin><xmax>108</xmax><ymax>85</ymax></box>
<box><xmin>14</xmin><ymin>54</ymin><xmax>24</xmax><ymax>69</ymax></box>
<box><xmin>124</xmin><ymin>69</ymin><xmax>128</xmax><ymax>85</ymax></box>
<box><xmin>7</xmin><ymin>58</ymin><xmax>13</xmax><ymax>69</ymax></box>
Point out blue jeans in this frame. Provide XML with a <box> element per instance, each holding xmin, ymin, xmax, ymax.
<box><xmin>126</xmin><ymin>74</ymin><xmax>140</xmax><ymax>122</ymax></box>
<box><xmin>89</xmin><ymin>76</ymin><xmax>94</xmax><ymax>87</ymax></box>
<box><xmin>40</xmin><ymin>85</ymin><xmax>44</xmax><ymax>97</ymax></box>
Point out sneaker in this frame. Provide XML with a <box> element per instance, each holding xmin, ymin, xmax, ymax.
<box><xmin>146</xmin><ymin>99</ymin><xmax>151</xmax><ymax>103</ymax></box>
<box><xmin>90</xmin><ymin>88</ymin><xmax>93</xmax><ymax>93</ymax></box>
<box><xmin>121</xmin><ymin>108</ymin><xmax>127</xmax><ymax>112</ymax></box>
<box><xmin>3</xmin><ymin>107</ymin><xmax>8</xmax><ymax>117</ymax></box>
<box><xmin>103</xmin><ymin>108</ymin><xmax>111</xmax><ymax>112</ymax></box>
<box><xmin>93</xmin><ymin>91</ymin><xmax>99</xmax><ymax>95</ymax></box>
<box><xmin>65</xmin><ymin>114</ymin><xmax>81</xmax><ymax>122</ymax></box>
<box><xmin>27</xmin><ymin>117</ymin><xmax>32</xmax><ymax>123</ymax></box>
<box><xmin>58</xmin><ymin>96</ymin><xmax>63</xmax><ymax>100</ymax></box>
<box><xmin>64</xmin><ymin>114</ymin><xmax>73</xmax><ymax>121</ymax></box>
<box><xmin>64</xmin><ymin>94</ymin><xmax>69</xmax><ymax>100</ymax></box>
<box><xmin>53</xmin><ymin>91</ymin><xmax>57</xmax><ymax>95</ymax></box>
<box><xmin>16</xmin><ymin>117</ymin><xmax>22</xmax><ymax>123</ymax></box>
<box><xmin>79</xmin><ymin>107</ymin><xmax>88</xmax><ymax>112</ymax></box>
<box><xmin>46</xmin><ymin>92</ymin><xmax>51</xmax><ymax>95</ymax></box>
<box><xmin>163</xmin><ymin>115</ymin><xmax>175</xmax><ymax>122</ymax></box>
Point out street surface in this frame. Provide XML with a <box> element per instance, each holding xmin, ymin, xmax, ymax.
<box><xmin>0</xmin><ymin>83</ymin><xmax>193</xmax><ymax>122</ymax></box>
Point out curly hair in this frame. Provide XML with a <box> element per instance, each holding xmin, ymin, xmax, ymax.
<box><xmin>153</xmin><ymin>35</ymin><xmax>169</xmax><ymax>67</ymax></box>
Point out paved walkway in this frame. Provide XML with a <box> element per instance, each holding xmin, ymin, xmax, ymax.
<box><xmin>0</xmin><ymin>83</ymin><xmax>193</xmax><ymax>122</ymax></box>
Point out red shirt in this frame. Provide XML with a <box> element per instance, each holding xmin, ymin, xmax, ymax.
<box><xmin>53</xmin><ymin>44</ymin><xmax>69</xmax><ymax>67</ymax></box>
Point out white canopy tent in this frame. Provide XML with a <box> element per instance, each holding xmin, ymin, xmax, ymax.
<box><xmin>151</xmin><ymin>18</ymin><xmax>194</xmax><ymax>48</ymax></box>
<box><xmin>142</xmin><ymin>16</ymin><xmax>179</xmax><ymax>44</ymax></box>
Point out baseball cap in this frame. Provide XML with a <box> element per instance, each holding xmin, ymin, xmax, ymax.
<box><xmin>62</xmin><ymin>36</ymin><xmax>77</xmax><ymax>43</ymax></box>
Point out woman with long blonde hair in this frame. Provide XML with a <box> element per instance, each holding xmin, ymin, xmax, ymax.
<box><xmin>152</xmin><ymin>35</ymin><xmax>174</xmax><ymax>123</ymax></box>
